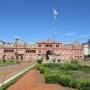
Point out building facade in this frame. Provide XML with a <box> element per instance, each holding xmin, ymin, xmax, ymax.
<box><xmin>83</xmin><ymin>39</ymin><xmax>90</xmax><ymax>60</ymax></box>
<box><xmin>0</xmin><ymin>39</ymin><xmax>84</xmax><ymax>62</ymax></box>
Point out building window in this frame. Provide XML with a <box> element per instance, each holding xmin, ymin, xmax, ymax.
<box><xmin>45</xmin><ymin>45</ymin><xmax>48</xmax><ymax>47</ymax></box>
<box><xmin>39</xmin><ymin>51</ymin><xmax>41</xmax><ymax>53</ymax></box>
<box><xmin>78</xmin><ymin>56</ymin><xmax>79</xmax><ymax>59</ymax></box>
<box><xmin>4</xmin><ymin>50</ymin><xmax>6</xmax><ymax>52</ymax></box>
<box><xmin>58</xmin><ymin>59</ymin><xmax>60</xmax><ymax>62</ymax></box>
<box><xmin>45</xmin><ymin>44</ymin><xmax>52</xmax><ymax>47</ymax></box>
<box><xmin>80</xmin><ymin>56</ymin><xmax>82</xmax><ymax>58</ymax></box>
<box><xmin>38</xmin><ymin>45</ymin><xmax>41</xmax><ymax>47</ymax></box>
<box><xmin>4</xmin><ymin>50</ymin><xmax>14</xmax><ymax>53</ymax></box>
<box><xmin>26</xmin><ymin>50</ymin><xmax>36</xmax><ymax>53</ymax></box>
<box><xmin>75</xmin><ymin>56</ymin><xmax>77</xmax><ymax>58</ymax></box>
<box><xmin>33</xmin><ymin>50</ymin><xmax>36</xmax><ymax>53</ymax></box>
<box><xmin>56</xmin><ymin>45</ymin><xmax>59</xmax><ymax>47</ymax></box>
<box><xmin>26</xmin><ymin>50</ymin><xmax>28</xmax><ymax>53</ymax></box>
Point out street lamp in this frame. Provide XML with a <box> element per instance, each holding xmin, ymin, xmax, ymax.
<box><xmin>15</xmin><ymin>37</ymin><xmax>19</xmax><ymax>64</ymax></box>
<box><xmin>0</xmin><ymin>40</ymin><xmax>6</xmax><ymax>61</ymax></box>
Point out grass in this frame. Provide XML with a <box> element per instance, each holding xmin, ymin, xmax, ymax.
<box><xmin>0</xmin><ymin>61</ymin><xmax>17</xmax><ymax>67</ymax></box>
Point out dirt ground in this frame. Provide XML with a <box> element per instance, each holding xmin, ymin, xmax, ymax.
<box><xmin>8</xmin><ymin>69</ymin><xmax>66</xmax><ymax>90</ymax></box>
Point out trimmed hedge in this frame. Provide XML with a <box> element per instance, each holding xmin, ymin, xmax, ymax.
<box><xmin>78</xmin><ymin>80</ymin><xmax>90</xmax><ymax>90</ymax></box>
<box><xmin>0</xmin><ymin>61</ymin><xmax>17</xmax><ymax>67</ymax></box>
<box><xmin>45</xmin><ymin>73</ymin><xmax>90</xmax><ymax>90</ymax></box>
<box><xmin>44</xmin><ymin>63</ymin><xmax>81</xmax><ymax>70</ymax></box>
<box><xmin>69</xmin><ymin>79</ymin><xmax>78</xmax><ymax>88</ymax></box>
<box><xmin>37</xmin><ymin>59</ymin><xmax>43</xmax><ymax>64</ymax></box>
<box><xmin>37</xmin><ymin>63</ymin><xmax>90</xmax><ymax>90</ymax></box>
<box><xmin>45</xmin><ymin>74</ymin><xmax>60</xmax><ymax>84</ymax></box>
<box><xmin>59</xmin><ymin>75</ymin><xmax>72</xmax><ymax>86</ymax></box>
<box><xmin>36</xmin><ymin>64</ymin><xmax>44</xmax><ymax>73</ymax></box>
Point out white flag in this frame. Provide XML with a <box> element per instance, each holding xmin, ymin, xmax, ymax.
<box><xmin>53</xmin><ymin>8</ymin><xmax>58</xmax><ymax>19</ymax></box>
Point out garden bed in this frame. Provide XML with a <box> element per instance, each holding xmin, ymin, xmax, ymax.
<box><xmin>37</xmin><ymin>62</ymin><xmax>90</xmax><ymax>90</ymax></box>
<box><xmin>0</xmin><ymin>61</ymin><xmax>17</xmax><ymax>67</ymax></box>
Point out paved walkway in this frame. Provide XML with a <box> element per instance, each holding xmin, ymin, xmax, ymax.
<box><xmin>0</xmin><ymin>61</ymin><xmax>35</xmax><ymax>84</ymax></box>
<box><xmin>8</xmin><ymin>69</ymin><xmax>66</xmax><ymax>90</ymax></box>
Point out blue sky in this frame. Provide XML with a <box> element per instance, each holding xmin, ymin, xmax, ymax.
<box><xmin>0</xmin><ymin>0</ymin><xmax>90</xmax><ymax>43</ymax></box>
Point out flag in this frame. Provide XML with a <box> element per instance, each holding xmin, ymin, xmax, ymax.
<box><xmin>53</xmin><ymin>8</ymin><xmax>58</xmax><ymax>19</ymax></box>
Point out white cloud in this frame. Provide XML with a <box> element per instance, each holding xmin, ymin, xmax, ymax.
<box><xmin>79</xmin><ymin>35</ymin><xmax>90</xmax><ymax>38</ymax></box>
<box><xmin>65</xmin><ymin>32</ymin><xmax>76</xmax><ymax>36</ymax></box>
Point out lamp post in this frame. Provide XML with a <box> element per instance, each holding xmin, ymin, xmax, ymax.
<box><xmin>15</xmin><ymin>37</ymin><xmax>19</xmax><ymax>64</ymax></box>
<box><xmin>30</xmin><ymin>45</ymin><xmax>32</xmax><ymax>62</ymax></box>
<box><xmin>52</xmin><ymin>8</ymin><xmax>58</xmax><ymax>62</ymax></box>
<box><xmin>0</xmin><ymin>40</ymin><xmax>6</xmax><ymax>61</ymax></box>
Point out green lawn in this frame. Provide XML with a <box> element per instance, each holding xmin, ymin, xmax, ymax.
<box><xmin>0</xmin><ymin>61</ymin><xmax>17</xmax><ymax>67</ymax></box>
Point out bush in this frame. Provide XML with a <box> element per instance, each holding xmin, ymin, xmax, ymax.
<box><xmin>45</xmin><ymin>74</ymin><xmax>60</xmax><ymax>84</ymax></box>
<box><xmin>40</xmin><ymin>67</ymin><xmax>44</xmax><ymax>73</ymax></box>
<box><xmin>37</xmin><ymin>63</ymin><xmax>90</xmax><ymax>90</ymax></box>
<box><xmin>78</xmin><ymin>80</ymin><xmax>90</xmax><ymax>90</ymax></box>
<box><xmin>44</xmin><ymin>63</ymin><xmax>81</xmax><ymax>70</ymax></box>
<box><xmin>44</xmin><ymin>72</ymin><xmax>90</xmax><ymax>90</ymax></box>
<box><xmin>69</xmin><ymin>80</ymin><xmax>78</xmax><ymax>88</ymax></box>
<box><xmin>36</xmin><ymin>64</ymin><xmax>44</xmax><ymax>73</ymax></box>
<box><xmin>37</xmin><ymin>59</ymin><xmax>43</xmax><ymax>64</ymax></box>
<box><xmin>59</xmin><ymin>63</ymin><xmax>80</xmax><ymax>70</ymax></box>
<box><xmin>69</xmin><ymin>64</ymin><xmax>80</xmax><ymax>70</ymax></box>
<box><xmin>71</xmin><ymin>59</ymin><xmax>79</xmax><ymax>64</ymax></box>
<box><xmin>59</xmin><ymin>75</ymin><xmax>72</xmax><ymax>86</ymax></box>
<box><xmin>16</xmin><ymin>60</ymin><xmax>21</xmax><ymax>64</ymax></box>
<box><xmin>44</xmin><ymin>63</ymin><xmax>60</xmax><ymax>68</ymax></box>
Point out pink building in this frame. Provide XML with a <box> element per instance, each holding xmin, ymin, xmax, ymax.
<box><xmin>0</xmin><ymin>39</ymin><xmax>84</xmax><ymax>62</ymax></box>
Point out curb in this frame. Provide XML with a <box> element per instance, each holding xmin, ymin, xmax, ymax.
<box><xmin>0</xmin><ymin>63</ymin><xmax>36</xmax><ymax>87</ymax></box>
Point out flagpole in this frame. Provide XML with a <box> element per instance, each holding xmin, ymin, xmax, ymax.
<box><xmin>52</xmin><ymin>11</ymin><xmax>55</xmax><ymax>42</ymax></box>
<box><xmin>52</xmin><ymin>14</ymin><xmax>55</xmax><ymax>62</ymax></box>
<box><xmin>52</xmin><ymin>8</ymin><xmax>58</xmax><ymax>62</ymax></box>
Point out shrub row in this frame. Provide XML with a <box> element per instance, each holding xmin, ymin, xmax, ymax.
<box><xmin>44</xmin><ymin>63</ymin><xmax>90</xmax><ymax>72</ymax></box>
<box><xmin>37</xmin><ymin>59</ymin><xmax>43</xmax><ymax>64</ymax></box>
<box><xmin>37</xmin><ymin>64</ymin><xmax>90</xmax><ymax>90</ymax></box>
<box><xmin>44</xmin><ymin>63</ymin><xmax>81</xmax><ymax>70</ymax></box>
<box><xmin>44</xmin><ymin>72</ymin><xmax>90</xmax><ymax>90</ymax></box>
<box><xmin>36</xmin><ymin>64</ymin><xmax>44</xmax><ymax>73</ymax></box>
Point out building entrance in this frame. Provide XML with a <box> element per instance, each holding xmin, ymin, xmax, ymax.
<box><xmin>17</xmin><ymin>54</ymin><xmax>23</xmax><ymax>60</ymax></box>
<box><xmin>45</xmin><ymin>50</ymin><xmax>53</xmax><ymax>60</ymax></box>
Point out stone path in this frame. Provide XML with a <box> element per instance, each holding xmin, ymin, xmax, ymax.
<box><xmin>8</xmin><ymin>69</ymin><xmax>66</xmax><ymax>90</ymax></box>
